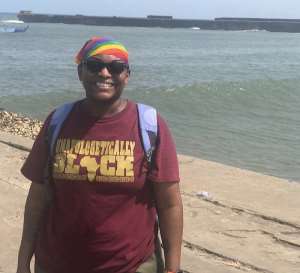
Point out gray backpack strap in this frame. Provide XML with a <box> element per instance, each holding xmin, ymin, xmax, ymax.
<box><xmin>44</xmin><ymin>101</ymin><xmax>76</xmax><ymax>196</ymax></box>
<box><xmin>47</xmin><ymin>101</ymin><xmax>76</xmax><ymax>156</ymax></box>
<box><xmin>46</xmin><ymin>101</ymin><xmax>157</xmax><ymax>163</ymax></box>
<box><xmin>137</xmin><ymin>103</ymin><xmax>158</xmax><ymax>164</ymax></box>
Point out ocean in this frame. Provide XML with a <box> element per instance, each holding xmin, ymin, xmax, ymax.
<box><xmin>1</xmin><ymin>13</ymin><xmax>300</xmax><ymax>182</ymax></box>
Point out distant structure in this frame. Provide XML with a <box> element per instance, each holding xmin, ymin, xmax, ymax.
<box><xmin>19</xmin><ymin>10</ymin><xmax>32</xmax><ymax>15</ymax></box>
<box><xmin>215</xmin><ymin>17</ymin><xmax>300</xmax><ymax>23</ymax></box>
<box><xmin>147</xmin><ymin>15</ymin><xmax>173</xmax><ymax>20</ymax></box>
<box><xmin>17</xmin><ymin>11</ymin><xmax>300</xmax><ymax>33</ymax></box>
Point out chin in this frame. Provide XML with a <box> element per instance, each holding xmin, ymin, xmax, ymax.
<box><xmin>87</xmin><ymin>93</ymin><xmax>120</xmax><ymax>104</ymax></box>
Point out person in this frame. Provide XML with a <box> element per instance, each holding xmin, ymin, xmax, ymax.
<box><xmin>16</xmin><ymin>37</ymin><xmax>183</xmax><ymax>273</ymax></box>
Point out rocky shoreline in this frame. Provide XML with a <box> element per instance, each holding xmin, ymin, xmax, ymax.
<box><xmin>0</xmin><ymin>110</ymin><xmax>42</xmax><ymax>139</ymax></box>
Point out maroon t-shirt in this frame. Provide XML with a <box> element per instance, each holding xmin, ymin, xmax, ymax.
<box><xmin>21</xmin><ymin>100</ymin><xmax>179</xmax><ymax>273</ymax></box>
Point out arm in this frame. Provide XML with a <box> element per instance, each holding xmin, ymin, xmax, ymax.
<box><xmin>153</xmin><ymin>182</ymin><xmax>183</xmax><ymax>272</ymax></box>
<box><xmin>16</xmin><ymin>182</ymin><xmax>49</xmax><ymax>273</ymax></box>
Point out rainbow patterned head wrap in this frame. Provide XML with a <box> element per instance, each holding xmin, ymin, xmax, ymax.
<box><xmin>75</xmin><ymin>36</ymin><xmax>129</xmax><ymax>64</ymax></box>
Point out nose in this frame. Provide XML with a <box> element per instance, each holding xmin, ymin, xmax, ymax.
<box><xmin>97</xmin><ymin>66</ymin><xmax>111</xmax><ymax>77</ymax></box>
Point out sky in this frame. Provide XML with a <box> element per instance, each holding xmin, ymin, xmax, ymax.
<box><xmin>2</xmin><ymin>0</ymin><xmax>300</xmax><ymax>19</ymax></box>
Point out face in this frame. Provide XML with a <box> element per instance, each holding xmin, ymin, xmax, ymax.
<box><xmin>78</xmin><ymin>54</ymin><xmax>130</xmax><ymax>103</ymax></box>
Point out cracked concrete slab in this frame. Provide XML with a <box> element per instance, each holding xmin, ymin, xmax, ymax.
<box><xmin>179</xmin><ymin>155</ymin><xmax>300</xmax><ymax>227</ymax></box>
<box><xmin>1</xmin><ymin>133</ymin><xmax>300</xmax><ymax>273</ymax></box>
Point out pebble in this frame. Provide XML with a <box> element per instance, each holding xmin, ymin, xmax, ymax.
<box><xmin>0</xmin><ymin>110</ymin><xmax>42</xmax><ymax>139</ymax></box>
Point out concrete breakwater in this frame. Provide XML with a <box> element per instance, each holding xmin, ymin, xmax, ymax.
<box><xmin>18</xmin><ymin>11</ymin><xmax>300</xmax><ymax>33</ymax></box>
<box><xmin>1</xmin><ymin>129</ymin><xmax>300</xmax><ymax>273</ymax></box>
<box><xmin>1</xmin><ymin>109</ymin><xmax>300</xmax><ymax>273</ymax></box>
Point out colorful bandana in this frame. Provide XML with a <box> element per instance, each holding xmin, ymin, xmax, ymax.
<box><xmin>75</xmin><ymin>36</ymin><xmax>129</xmax><ymax>64</ymax></box>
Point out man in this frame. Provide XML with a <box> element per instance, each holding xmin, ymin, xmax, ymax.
<box><xmin>16</xmin><ymin>37</ymin><xmax>183</xmax><ymax>273</ymax></box>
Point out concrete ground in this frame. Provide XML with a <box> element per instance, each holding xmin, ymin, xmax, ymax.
<box><xmin>1</xmin><ymin>131</ymin><xmax>300</xmax><ymax>273</ymax></box>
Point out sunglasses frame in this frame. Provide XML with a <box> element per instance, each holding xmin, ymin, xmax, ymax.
<box><xmin>82</xmin><ymin>59</ymin><xmax>129</xmax><ymax>75</ymax></box>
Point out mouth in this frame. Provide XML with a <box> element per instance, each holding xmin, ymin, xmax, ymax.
<box><xmin>95</xmin><ymin>81</ymin><xmax>114</xmax><ymax>90</ymax></box>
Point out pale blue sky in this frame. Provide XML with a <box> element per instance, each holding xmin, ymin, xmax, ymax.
<box><xmin>2</xmin><ymin>0</ymin><xmax>300</xmax><ymax>19</ymax></box>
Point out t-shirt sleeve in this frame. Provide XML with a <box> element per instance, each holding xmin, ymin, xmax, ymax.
<box><xmin>147</xmin><ymin>114</ymin><xmax>180</xmax><ymax>183</ymax></box>
<box><xmin>21</xmin><ymin>113</ymin><xmax>52</xmax><ymax>184</ymax></box>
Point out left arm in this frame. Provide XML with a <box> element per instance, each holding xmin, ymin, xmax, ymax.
<box><xmin>153</xmin><ymin>182</ymin><xmax>183</xmax><ymax>273</ymax></box>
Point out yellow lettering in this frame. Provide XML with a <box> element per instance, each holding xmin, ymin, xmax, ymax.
<box><xmin>84</xmin><ymin>141</ymin><xmax>91</xmax><ymax>155</ymax></box>
<box><xmin>100</xmin><ymin>155</ymin><xmax>116</xmax><ymax>176</ymax></box>
<box><xmin>65</xmin><ymin>153</ymin><xmax>80</xmax><ymax>174</ymax></box>
<box><xmin>96</xmin><ymin>175</ymin><xmax>134</xmax><ymax>183</ymax></box>
<box><xmin>120</xmin><ymin>141</ymin><xmax>126</xmax><ymax>155</ymax></box>
<box><xmin>108</xmin><ymin>141</ymin><xmax>115</xmax><ymax>155</ymax></box>
<box><xmin>53</xmin><ymin>153</ymin><xmax>67</xmax><ymax>174</ymax></box>
<box><xmin>100</xmin><ymin>141</ymin><xmax>109</xmax><ymax>155</ymax></box>
<box><xmin>79</xmin><ymin>140</ymin><xmax>86</xmax><ymax>155</ymax></box>
<box><xmin>55</xmin><ymin>138</ymin><xmax>63</xmax><ymax>154</ymax></box>
<box><xmin>95</xmin><ymin>141</ymin><xmax>101</xmax><ymax>155</ymax></box>
<box><xmin>65</xmin><ymin>139</ymin><xmax>71</xmax><ymax>153</ymax></box>
<box><xmin>80</xmin><ymin>156</ymin><xmax>99</xmax><ymax>182</ymax></box>
<box><xmin>60</xmin><ymin>139</ymin><xmax>67</xmax><ymax>153</ymax></box>
<box><xmin>129</xmin><ymin>141</ymin><xmax>135</xmax><ymax>156</ymax></box>
<box><xmin>90</xmin><ymin>141</ymin><xmax>96</xmax><ymax>156</ymax></box>
<box><xmin>116</xmin><ymin>156</ymin><xmax>134</xmax><ymax>177</ymax></box>
<box><xmin>71</xmin><ymin>139</ymin><xmax>80</xmax><ymax>154</ymax></box>
<box><xmin>113</xmin><ymin>140</ymin><xmax>120</xmax><ymax>155</ymax></box>
<box><xmin>124</xmin><ymin>141</ymin><xmax>131</xmax><ymax>156</ymax></box>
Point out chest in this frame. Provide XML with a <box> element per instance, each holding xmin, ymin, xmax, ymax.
<box><xmin>51</xmin><ymin>112</ymin><xmax>149</xmax><ymax>191</ymax></box>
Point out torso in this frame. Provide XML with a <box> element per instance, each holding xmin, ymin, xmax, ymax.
<box><xmin>36</xmin><ymin>100</ymin><xmax>156</xmax><ymax>273</ymax></box>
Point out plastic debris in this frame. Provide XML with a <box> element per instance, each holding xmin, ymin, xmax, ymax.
<box><xmin>196</xmin><ymin>191</ymin><xmax>211</xmax><ymax>199</ymax></box>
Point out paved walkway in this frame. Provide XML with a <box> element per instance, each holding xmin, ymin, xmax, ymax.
<box><xmin>1</xmin><ymin>131</ymin><xmax>300</xmax><ymax>273</ymax></box>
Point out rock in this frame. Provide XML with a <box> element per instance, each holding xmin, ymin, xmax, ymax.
<box><xmin>0</xmin><ymin>110</ymin><xmax>42</xmax><ymax>139</ymax></box>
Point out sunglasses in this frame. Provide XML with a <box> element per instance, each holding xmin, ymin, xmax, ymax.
<box><xmin>83</xmin><ymin>59</ymin><xmax>129</xmax><ymax>75</ymax></box>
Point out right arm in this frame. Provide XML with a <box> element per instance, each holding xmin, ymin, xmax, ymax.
<box><xmin>17</xmin><ymin>113</ymin><xmax>53</xmax><ymax>273</ymax></box>
<box><xmin>16</xmin><ymin>182</ymin><xmax>49</xmax><ymax>273</ymax></box>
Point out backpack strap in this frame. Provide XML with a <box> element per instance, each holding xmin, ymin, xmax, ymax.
<box><xmin>47</xmin><ymin>101</ymin><xmax>77</xmax><ymax>157</ymax></box>
<box><xmin>137</xmin><ymin>103</ymin><xmax>158</xmax><ymax>164</ymax></box>
<box><xmin>46</xmin><ymin>101</ymin><xmax>158</xmax><ymax>163</ymax></box>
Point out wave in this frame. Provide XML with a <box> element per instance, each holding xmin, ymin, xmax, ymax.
<box><xmin>1</xmin><ymin>77</ymin><xmax>299</xmax><ymax>181</ymax></box>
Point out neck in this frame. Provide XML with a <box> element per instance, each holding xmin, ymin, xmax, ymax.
<box><xmin>82</xmin><ymin>98</ymin><xmax>127</xmax><ymax>118</ymax></box>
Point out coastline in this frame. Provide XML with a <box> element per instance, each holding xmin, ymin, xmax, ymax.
<box><xmin>17</xmin><ymin>11</ymin><xmax>300</xmax><ymax>33</ymax></box>
<box><xmin>1</xmin><ymin>112</ymin><xmax>300</xmax><ymax>272</ymax></box>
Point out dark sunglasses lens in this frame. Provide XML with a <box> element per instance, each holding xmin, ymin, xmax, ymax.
<box><xmin>85</xmin><ymin>60</ymin><xmax>127</xmax><ymax>74</ymax></box>
<box><xmin>109</xmin><ymin>62</ymin><xmax>127</xmax><ymax>74</ymax></box>
<box><xmin>86</xmin><ymin>61</ymin><xmax>105</xmax><ymax>73</ymax></box>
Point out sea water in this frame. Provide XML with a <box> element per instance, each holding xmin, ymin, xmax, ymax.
<box><xmin>1</xmin><ymin>13</ymin><xmax>300</xmax><ymax>182</ymax></box>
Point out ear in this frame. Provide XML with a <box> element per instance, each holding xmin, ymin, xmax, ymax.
<box><xmin>124</xmin><ymin>70</ymin><xmax>130</xmax><ymax>85</ymax></box>
<box><xmin>77</xmin><ymin>64</ymin><xmax>83</xmax><ymax>81</ymax></box>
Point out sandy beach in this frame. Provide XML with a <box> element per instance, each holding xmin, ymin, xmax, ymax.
<box><xmin>0</xmin><ymin>125</ymin><xmax>300</xmax><ymax>273</ymax></box>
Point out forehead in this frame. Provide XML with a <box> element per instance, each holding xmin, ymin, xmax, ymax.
<box><xmin>88</xmin><ymin>54</ymin><xmax>122</xmax><ymax>63</ymax></box>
